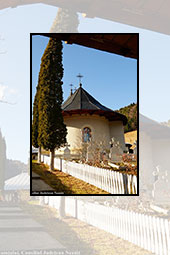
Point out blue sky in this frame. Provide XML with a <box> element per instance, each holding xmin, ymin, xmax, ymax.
<box><xmin>0</xmin><ymin>3</ymin><xmax>170</xmax><ymax>164</ymax></box>
<box><xmin>32</xmin><ymin>35</ymin><xmax>137</xmax><ymax>111</ymax></box>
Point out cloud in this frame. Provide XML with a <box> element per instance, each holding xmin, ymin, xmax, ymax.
<box><xmin>0</xmin><ymin>84</ymin><xmax>7</xmax><ymax>100</ymax></box>
<box><xmin>0</xmin><ymin>84</ymin><xmax>19</xmax><ymax>103</ymax></box>
<box><xmin>9</xmin><ymin>88</ymin><xmax>18</xmax><ymax>95</ymax></box>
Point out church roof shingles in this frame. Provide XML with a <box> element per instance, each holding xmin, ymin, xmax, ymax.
<box><xmin>62</xmin><ymin>86</ymin><xmax>127</xmax><ymax>125</ymax></box>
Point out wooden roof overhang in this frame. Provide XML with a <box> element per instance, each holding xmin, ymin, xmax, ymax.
<box><xmin>41</xmin><ymin>34</ymin><xmax>138</xmax><ymax>59</ymax></box>
<box><xmin>1</xmin><ymin>1</ymin><xmax>170</xmax><ymax>35</ymax></box>
<box><xmin>62</xmin><ymin>109</ymin><xmax>127</xmax><ymax>125</ymax></box>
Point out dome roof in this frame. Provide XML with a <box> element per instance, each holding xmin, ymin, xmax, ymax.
<box><xmin>62</xmin><ymin>86</ymin><xmax>127</xmax><ymax>125</ymax></box>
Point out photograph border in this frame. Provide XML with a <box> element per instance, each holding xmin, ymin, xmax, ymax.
<box><xmin>30</xmin><ymin>33</ymin><xmax>139</xmax><ymax>196</ymax></box>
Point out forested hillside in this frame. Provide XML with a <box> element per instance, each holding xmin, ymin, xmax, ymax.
<box><xmin>117</xmin><ymin>103</ymin><xmax>137</xmax><ymax>133</ymax></box>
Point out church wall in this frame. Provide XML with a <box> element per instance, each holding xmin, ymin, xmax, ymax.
<box><xmin>139</xmin><ymin>131</ymin><xmax>154</xmax><ymax>191</ymax></box>
<box><xmin>63</xmin><ymin>114</ymin><xmax>111</xmax><ymax>154</ymax></box>
<box><xmin>109</xmin><ymin>121</ymin><xmax>125</xmax><ymax>150</ymax></box>
<box><xmin>152</xmin><ymin>139</ymin><xmax>170</xmax><ymax>181</ymax></box>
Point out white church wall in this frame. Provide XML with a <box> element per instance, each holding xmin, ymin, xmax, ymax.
<box><xmin>109</xmin><ymin>121</ymin><xmax>125</xmax><ymax>150</ymax></box>
<box><xmin>152</xmin><ymin>139</ymin><xmax>170</xmax><ymax>181</ymax></box>
<box><xmin>140</xmin><ymin>131</ymin><xmax>154</xmax><ymax>191</ymax></box>
<box><xmin>63</xmin><ymin>114</ymin><xmax>111</xmax><ymax>153</ymax></box>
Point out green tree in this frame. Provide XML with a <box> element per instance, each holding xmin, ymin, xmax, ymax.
<box><xmin>32</xmin><ymin>88</ymin><xmax>41</xmax><ymax>163</ymax></box>
<box><xmin>117</xmin><ymin>103</ymin><xmax>137</xmax><ymax>133</ymax></box>
<box><xmin>50</xmin><ymin>8</ymin><xmax>79</xmax><ymax>33</ymax></box>
<box><xmin>32</xmin><ymin>91</ymin><xmax>39</xmax><ymax>148</ymax></box>
<box><xmin>38</xmin><ymin>38</ymin><xmax>67</xmax><ymax>170</ymax></box>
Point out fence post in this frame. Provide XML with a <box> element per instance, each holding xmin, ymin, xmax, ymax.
<box><xmin>75</xmin><ymin>198</ymin><xmax>78</xmax><ymax>219</ymax></box>
<box><xmin>60</xmin><ymin>158</ymin><xmax>62</xmax><ymax>171</ymax></box>
<box><xmin>123</xmin><ymin>174</ymin><xmax>129</xmax><ymax>194</ymax></box>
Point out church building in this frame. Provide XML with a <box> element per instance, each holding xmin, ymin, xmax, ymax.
<box><xmin>57</xmin><ymin>81</ymin><xmax>127</xmax><ymax>156</ymax></box>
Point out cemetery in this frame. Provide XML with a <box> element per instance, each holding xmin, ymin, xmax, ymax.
<box><xmin>36</xmin><ymin>116</ymin><xmax>170</xmax><ymax>251</ymax></box>
<box><xmin>31</xmin><ymin>34</ymin><xmax>138</xmax><ymax>195</ymax></box>
<box><xmin>32</xmin><ymin>82</ymin><xmax>138</xmax><ymax>194</ymax></box>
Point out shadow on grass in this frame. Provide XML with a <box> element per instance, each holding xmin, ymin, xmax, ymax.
<box><xmin>32</xmin><ymin>162</ymin><xmax>109</xmax><ymax>195</ymax></box>
<box><xmin>20</xmin><ymin>201</ymin><xmax>95</xmax><ymax>255</ymax></box>
<box><xmin>32</xmin><ymin>163</ymin><xmax>73</xmax><ymax>194</ymax></box>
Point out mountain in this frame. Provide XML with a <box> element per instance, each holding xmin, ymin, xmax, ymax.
<box><xmin>5</xmin><ymin>159</ymin><xmax>27</xmax><ymax>180</ymax></box>
<box><xmin>116</xmin><ymin>103</ymin><xmax>137</xmax><ymax>133</ymax></box>
<box><xmin>124</xmin><ymin>130</ymin><xmax>137</xmax><ymax>146</ymax></box>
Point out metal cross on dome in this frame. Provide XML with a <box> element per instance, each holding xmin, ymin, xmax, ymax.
<box><xmin>77</xmin><ymin>73</ymin><xmax>83</xmax><ymax>86</ymax></box>
<box><xmin>69</xmin><ymin>84</ymin><xmax>73</xmax><ymax>95</ymax></box>
<box><xmin>69</xmin><ymin>84</ymin><xmax>73</xmax><ymax>89</ymax></box>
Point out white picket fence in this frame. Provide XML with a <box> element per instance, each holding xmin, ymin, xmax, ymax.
<box><xmin>41</xmin><ymin>155</ymin><xmax>137</xmax><ymax>194</ymax></box>
<box><xmin>41</xmin><ymin>196</ymin><xmax>170</xmax><ymax>255</ymax></box>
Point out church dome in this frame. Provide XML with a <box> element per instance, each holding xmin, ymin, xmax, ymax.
<box><xmin>62</xmin><ymin>86</ymin><xmax>127</xmax><ymax>125</ymax></box>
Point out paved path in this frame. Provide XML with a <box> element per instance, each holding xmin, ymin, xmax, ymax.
<box><xmin>32</xmin><ymin>171</ymin><xmax>54</xmax><ymax>192</ymax></box>
<box><xmin>0</xmin><ymin>201</ymin><xmax>65</xmax><ymax>252</ymax></box>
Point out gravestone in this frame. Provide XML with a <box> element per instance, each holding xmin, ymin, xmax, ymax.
<box><xmin>109</xmin><ymin>137</ymin><xmax>123</xmax><ymax>163</ymax></box>
<box><xmin>86</xmin><ymin>142</ymin><xmax>94</xmax><ymax>162</ymax></box>
<box><xmin>134</xmin><ymin>140</ymin><xmax>137</xmax><ymax>155</ymax></box>
<box><xmin>101</xmin><ymin>151</ymin><xmax>109</xmax><ymax>164</ymax></box>
<box><xmin>63</xmin><ymin>143</ymin><xmax>71</xmax><ymax>160</ymax></box>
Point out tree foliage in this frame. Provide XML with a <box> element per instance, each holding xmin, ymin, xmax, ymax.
<box><xmin>117</xmin><ymin>103</ymin><xmax>137</xmax><ymax>133</ymax></box>
<box><xmin>37</xmin><ymin>38</ymin><xmax>67</xmax><ymax>151</ymax></box>
<box><xmin>50</xmin><ymin>8</ymin><xmax>79</xmax><ymax>33</ymax></box>
<box><xmin>32</xmin><ymin>89</ymin><xmax>39</xmax><ymax>148</ymax></box>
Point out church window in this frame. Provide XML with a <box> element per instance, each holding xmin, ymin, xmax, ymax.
<box><xmin>82</xmin><ymin>127</ymin><xmax>91</xmax><ymax>142</ymax></box>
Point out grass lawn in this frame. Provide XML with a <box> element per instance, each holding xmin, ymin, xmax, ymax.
<box><xmin>32</xmin><ymin>162</ymin><xmax>109</xmax><ymax>194</ymax></box>
<box><xmin>124</xmin><ymin>130</ymin><xmax>137</xmax><ymax>145</ymax></box>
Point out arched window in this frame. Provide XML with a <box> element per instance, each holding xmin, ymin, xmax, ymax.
<box><xmin>82</xmin><ymin>127</ymin><xmax>91</xmax><ymax>143</ymax></box>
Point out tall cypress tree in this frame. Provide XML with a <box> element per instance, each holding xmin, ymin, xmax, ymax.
<box><xmin>38</xmin><ymin>38</ymin><xmax>67</xmax><ymax>170</ymax></box>
<box><xmin>50</xmin><ymin>8</ymin><xmax>79</xmax><ymax>33</ymax></box>
<box><xmin>32</xmin><ymin>83</ymin><xmax>42</xmax><ymax>162</ymax></box>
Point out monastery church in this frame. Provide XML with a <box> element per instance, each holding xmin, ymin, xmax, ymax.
<box><xmin>57</xmin><ymin>79</ymin><xmax>127</xmax><ymax>156</ymax></box>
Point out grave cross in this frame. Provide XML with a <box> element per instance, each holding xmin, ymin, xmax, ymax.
<box><xmin>110</xmin><ymin>137</ymin><xmax>115</xmax><ymax>145</ymax></box>
<box><xmin>153</xmin><ymin>165</ymin><xmax>168</xmax><ymax>182</ymax></box>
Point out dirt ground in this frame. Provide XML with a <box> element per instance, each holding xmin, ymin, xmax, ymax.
<box><xmin>21</xmin><ymin>200</ymin><xmax>154</xmax><ymax>255</ymax></box>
